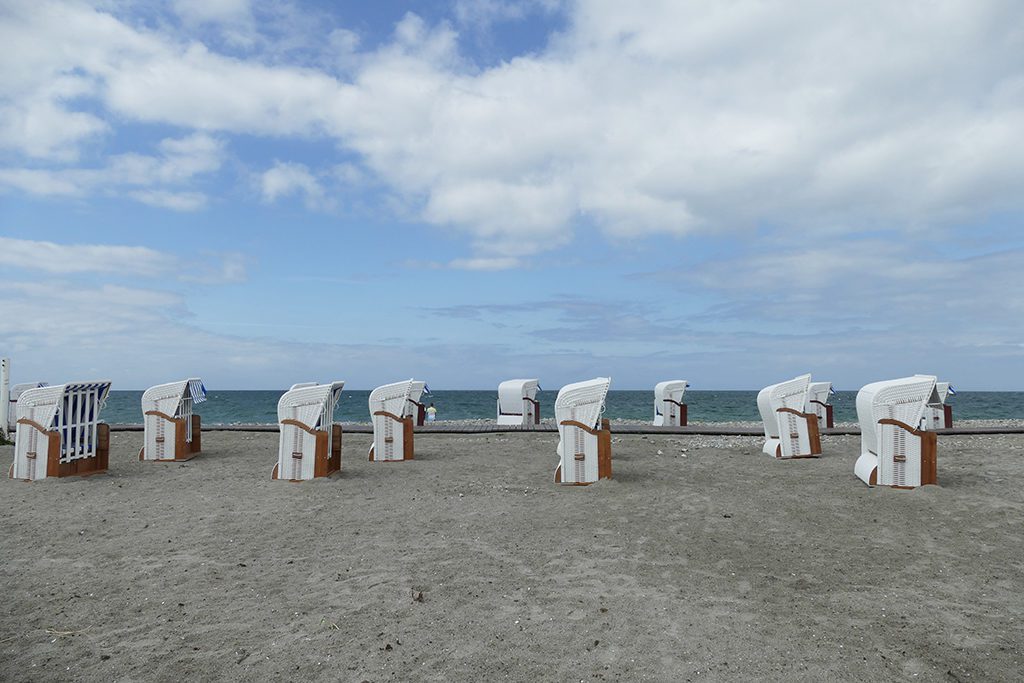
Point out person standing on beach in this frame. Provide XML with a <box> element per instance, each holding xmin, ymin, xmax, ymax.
<box><xmin>426</xmin><ymin>403</ymin><xmax>437</xmax><ymax>422</ymax></box>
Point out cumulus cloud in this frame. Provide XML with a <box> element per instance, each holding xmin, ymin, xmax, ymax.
<box><xmin>2</xmin><ymin>0</ymin><xmax>1023</xmax><ymax>261</ymax></box>
<box><xmin>259</xmin><ymin>161</ymin><xmax>330</xmax><ymax>210</ymax></box>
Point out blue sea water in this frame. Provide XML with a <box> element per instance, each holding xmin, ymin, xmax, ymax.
<box><xmin>98</xmin><ymin>390</ymin><xmax>1024</xmax><ymax>425</ymax></box>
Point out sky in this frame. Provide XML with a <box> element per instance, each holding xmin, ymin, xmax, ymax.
<box><xmin>1</xmin><ymin>0</ymin><xmax>1022</xmax><ymax>391</ymax></box>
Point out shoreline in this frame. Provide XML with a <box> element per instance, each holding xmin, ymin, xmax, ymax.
<box><xmin>99</xmin><ymin>417</ymin><xmax>1024</xmax><ymax>435</ymax></box>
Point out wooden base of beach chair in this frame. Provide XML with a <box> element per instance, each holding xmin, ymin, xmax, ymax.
<box><xmin>943</xmin><ymin>405</ymin><xmax>953</xmax><ymax>429</ymax></box>
<box><xmin>883</xmin><ymin>420</ymin><xmax>937</xmax><ymax>488</ymax></box>
<box><xmin>555</xmin><ymin>419</ymin><xmax>612</xmax><ymax>485</ymax></box>
<box><xmin>139</xmin><ymin>415</ymin><xmax>203</xmax><ymax>462</ymax></box>
<box><xmin>859</xmin><ymin>460</ymin><xmax>938</xmax><ymax>488</ymax></box>
<box><xmin>773</xmin><ymin>410</ymin><xmax>822</xmax><ymax>459</ymax></box>
<box><xmin>9</xmin><ymin>422</ymin><xmax>110</xmax><ymax>480</ymax></box>
<box><xmin>369</xmin><ymin>414</ymin><xmax>414</xmax><ymax>461</ymax></box>
<box><xmin>272</xmin><ymin>424</ymin><xmax>342</xmax><ymax>481</ymax></box>
<box><xmin>856</xmin><ymin>422</ymin><xmax>937</xmax><ymax>488</ymax></box>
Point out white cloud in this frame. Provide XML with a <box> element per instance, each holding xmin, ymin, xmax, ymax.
<box><xmin>328</xmin><ymin>1</ymin><xmax>1024</xmax><ymax>257</ymax></box>
<box><xmin>0</xmin><ymin>281</ymin><xmax>188</xmax><ymax>360</ymax></box>
<box><xmin>259</xmin><ymin>161</ymin><xmax>330</xmax><ymax>210</ymax></box>
<box><xmin>129</xmin><ymin>190</ymin><xmax>208</xmax><ymax>211</ymax></box>
<box><xmin>2</xmin><ymin>0</ymin><xmax>1023</xmax><ymax>261</ymax></box>
<box><xmin>0</xmin><ymin>238</ymin><xmax>167</xmax><ymax>276</ymax></box>
<box><xmin>0</xmin><ymin>0</ymin><xmax>148</xmax><ymax>160</ymax></box>
<box><xmin>0</xmin><ymin>96</ymin><xmax>107</xmax><ymax>162</ymax></box>
<box><xmin>422</xmin><ymin>180</ymin><xmax>576</xmax><ymax>256</ymax></box>
<box><xmin>448</xmin><ymin>256</ymin><xmax>521</xmax><ymax>271</ymax></box>
<box><xmin>0</xmin><ymin>133</ymin><xmax>223</xmax><ymax>209</ymax></box>
<box><xmin>0</xmin><ymin>237</ymin><xmax>247</xmax><ymax>284</ymax></box>
<box><xmin>0</xmin><ymin>168</ymin><xmax>84</xmax><ymax>197</ymax></box>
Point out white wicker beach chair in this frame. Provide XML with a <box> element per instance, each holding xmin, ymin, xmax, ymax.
<box><xmin>6</xmin><ymin>381</ymin><xmax>48</xmax><ymax>437</ymax></box>
<box><xmin>805</xmin><ymin>381</ymin><xmax>834</xmax><ymax>429</ymax></box>
<box><xmin>497</xmin><ymin>379</ymin><xmax>541</xmax><ymax>426</ymax></box>
<box><xmin>9</xmin><ymin>381</ymin><xmax>112</xmax><ymax>481</ymax></box>
<box><xmin>369</xmin><ymin>379</ymin><xmax>418</xmax><ymax>462</ymax></box>
<box><xmin>757</xmin><ymin>374</ymin><xmax>822</xmax><ymax>459</ymax></box>
<box><xmin>653</xmin><ymin>380</ymin><xmax>689</xmax><ymax>426</ymax></box>
<box><xmin>854</xmin><ymin>376</ymin><xmax>939</xmax><ymax>488</ymax></box>
<box><xmin>922</xmin><ymin>381</ymin><xmax>954</xmax><ymax>430</ymax></box>
<box><xmin>140</xmin><ymin>379</ymin><xmax>207</xmax><ymax>462</ymax></box>
<box><xmin>554</xmin><ymin>377</ymin><xmax>612</xmax><ymax>485</ymax></box>
<box><xmin>273</xmin><ymin>381</ymin><xmax>344</xmax><ymax>481</ymax></box>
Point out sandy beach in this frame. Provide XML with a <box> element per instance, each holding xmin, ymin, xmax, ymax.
<box><xmin>2</xmin><ymin>428</ymin><xmax>1022</xmax><ymax>681</ymax></box>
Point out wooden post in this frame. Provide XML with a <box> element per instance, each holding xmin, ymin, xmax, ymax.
<box><xmin>597</xmin><ymin>418</ymin><xmax>612</xmax><ymax>480</ymax></box>
<box><xmin>174</xmin><ymin>416</ymin><xmax>188</xmax><ymax>460</ymax></box>
<box><xmin>190</xmin><ymin>415</ymin><xmax>202</xmax><ymax>455</ymax></box>
<box><xmin>920</xmin><ymin>431</ymin><xmax>938</xmax><ymax>485</ymax></box>
<box><xmin>403</xmin><ymin>416</ymin><xmax>415</xmax><ymax>460</ymax></box>
<box><xmin>806</xmin><ymin>414</ymin><xmax>822</xmax><ymax>456</ymax></box>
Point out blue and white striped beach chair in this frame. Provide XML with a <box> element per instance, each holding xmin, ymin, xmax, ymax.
<box><xmin>10</xmin><ymin>381</ymin><xmax>112</xmax><ymax>481</ymax></box>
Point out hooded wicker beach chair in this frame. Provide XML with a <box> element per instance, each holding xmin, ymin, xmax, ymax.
<box><xmin>273</xmin><ymin>381</ymin><xmax>344</xmax><ymax>481</ymax></box>
<box><xmin>369</xmin><ymin>379</ymin><xmax>418</xmax><ymax>462</ymax></box>
<box><xmin>6</xmin><ymin>381</ymin><xmax>48</xmax><ymax>437</ymax></box>
<box><xmin>757</xmin><ymin>374</ymin><xmax>822</xmax><ymax>459</ymax></box>
<box><xmin>805</xmin><ymin>381</ymin><xmax>835</xmax><ymax>429</ymax></box>
<box><xmin>497</xmin><ymin>379</ymin><xmax>541</xmax><ymax>426</ymax></box>
<box><xmin>140</xmin><ymin>379</ymin><xmax>207</xmax><ymax>462</ymax></box>
<box><xmin>9</xmin><ymin>381</ymin><xmax>112</xmax><ymax>481</ymax></box>
<box><xmin>854</xmin><ymin>376</ymin><xmax>939</xmax><ymax>488</ymax></box>
<box><xmin>554</xmin><ymin>377</ymin><xmax>612</xmax><ymax>485</ymax></box>
<box><xmin>922</xmin><ymin>381</ymin><xmax>954</xmax><ymax>430</ymax></box>
<box><xmin>653</xmin><ymin>380</ymin><xmax>689</xmax><ymax>426</ymax></box>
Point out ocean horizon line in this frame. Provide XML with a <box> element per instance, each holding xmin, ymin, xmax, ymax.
<box><xmin>100</xmin><ymin>387</ymin><xmax>1022</xmax><ymax>393</ymax></box>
